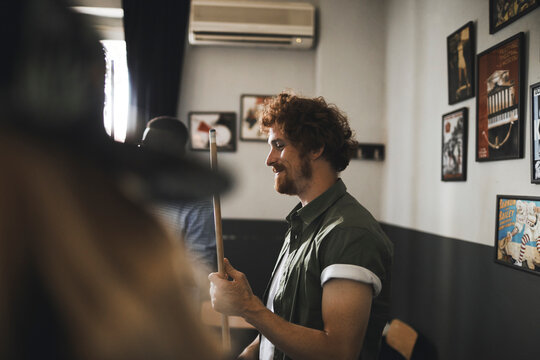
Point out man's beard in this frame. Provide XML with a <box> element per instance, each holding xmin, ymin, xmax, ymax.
<box><xmin>275</xmin><ymin>156</ymin><xmax>312</xmax><ymax>195</ymax></box>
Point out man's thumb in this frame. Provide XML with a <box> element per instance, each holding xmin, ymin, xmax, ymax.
<box><xmin>223</xmin><ymin>258</ymin><xmax>238</xmax><ymax>277</ymax></box>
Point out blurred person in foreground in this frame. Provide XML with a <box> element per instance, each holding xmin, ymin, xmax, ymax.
<box><xmin>209</xmin><ymin>92</ymin><xmax>393</xmax><ymax>360</ymax></box>
<box><xmin>0</xmin><ymin>0</ymin><xmax>228</xmax><ymax>359</ymax></box>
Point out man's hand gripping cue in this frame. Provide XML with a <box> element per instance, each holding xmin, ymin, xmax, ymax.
<box><xmin>208</xmin><ymin>258</ymin><xmax>264</xmax><ymax>318</ymax></box>
<box><xmin>209</xmin><ymin>258</ymin><xmax>372</xmax><ymax>360</ymax></box>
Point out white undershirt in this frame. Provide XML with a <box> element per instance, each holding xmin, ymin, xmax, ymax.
<box><xmin>259</xmin><ymin>250</ymin><xmax>289</xmax><ymax>360</ymax></box>
<box><xmin>259</xmin><ymin>254</ymin><xmax>381</xmax><ymax>360</ymax></box>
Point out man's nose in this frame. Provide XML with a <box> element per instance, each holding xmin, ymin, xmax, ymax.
<box><xmin>266</xmin><ymin>148</ymin><xmax>277</xmax><ymax>167</ymax></box>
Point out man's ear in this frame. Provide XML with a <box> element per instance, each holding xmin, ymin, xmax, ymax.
<box><xmin>310</xmin><ymin>146</ymin><xmax>324</xmax><ymax>160</ymax></box>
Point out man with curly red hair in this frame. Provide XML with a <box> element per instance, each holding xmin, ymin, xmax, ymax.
<box><xmin>209</xmin><ymin>92</ymin><xmax>393</xmax><ymax>360</ymax></box>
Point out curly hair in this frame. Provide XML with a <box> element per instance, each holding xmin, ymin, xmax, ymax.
<box><xmin>261</xmin><ymin>92</ymin><xmax>358</xmax><ymax>172</ymax></box>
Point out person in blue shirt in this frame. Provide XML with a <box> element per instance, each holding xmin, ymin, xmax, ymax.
<box><xmin>142</xmin><ymin>116</ymin><xmax>217</xmax><ymax>273</ymax></box>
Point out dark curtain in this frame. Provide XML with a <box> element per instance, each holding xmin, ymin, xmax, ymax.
<box><xmin>122</xmin><ymin>0</ymin><xmax>190</xmax><ymax>143</ymax></box>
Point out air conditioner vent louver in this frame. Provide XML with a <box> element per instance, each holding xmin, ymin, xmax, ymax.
<box><xmin>188</xmin><ymin>1</ymin><xmax>316</xmax><ymax>49</ymax></box>
<box><xmin>192</xmin><ymin>6</ymin><xmax>312</xmax><ymax>26</ymax></box>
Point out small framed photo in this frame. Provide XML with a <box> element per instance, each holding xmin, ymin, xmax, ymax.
<box><xmin>447</xmin><ymin>21</ymin><xmax>475</xmax><ymax>105</ymax></box>
<box><xmin>495</xmin><ymin>195</ymin><xmax>540</xmax><ymax>275</ymax></box>
<box><xmin>352</xmin><ymin>143</ymin><xmax>385</xmax><ymax>161</ymax></box>
<box><xmin>476</xmin><ymin>32</ymin><xmax>525</xmax><ymax>162</ymax></box>
<box><xmin>531</xmin><ymin>82</ymin><xmax>540</xmax><ymax>183</ymax></box>
<box><xmin>489</xmin><ymin>0</ymin><xmax>539</xmax><ymax>34</ymax></box>
<box><xmin>442</xmin><ymin>108</ymin><xmax>468</xmax><ymax>181</ymax></box>
<box><xmin>188</xmin><ymin>112</ymin><xmax>236</xmax><ymax>152</ymax></box>
<box><xmin>240</xmin><ymin>94</ymin><xmax>272</xmax><ymax>142</ymax></box>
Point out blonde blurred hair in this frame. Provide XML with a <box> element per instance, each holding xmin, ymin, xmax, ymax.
<box><xmin>0</xmin><ymin>130</ymin><xmax>222</xmax><ymax>360</ymax></box>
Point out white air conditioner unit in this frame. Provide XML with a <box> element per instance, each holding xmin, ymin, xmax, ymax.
<box><xmin>188</xmin><ymin>0</ymin><xmax>316</xmax><ymax>49</ymax></box>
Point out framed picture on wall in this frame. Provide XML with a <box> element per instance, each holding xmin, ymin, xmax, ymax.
<box><xmin>531</xmin><ymin>82</ymin><xmax>540</xmax><ymax>183</ymax></box>
<box><xmin>188</xmin><ymin>112</ymin><xmax>236</xmax><ymax>152</ymax></box>
<box><xmin>441</xmin><ymin>108</ymin><xmax>468</xmax><ymax>181</ymax></box>
<box><xmin>447</xmin><ymin>22</ymin><xmax>475</xmax><ymax>105</ymax></box>
<box><xmin>495</xmin><ymin>195</ymin><xmax>540</xmax><ymax>276</ymax></box>
<box><xmin>475</xmin><ymin>32</ymin><xmax>524</xmax><ymax>162</ymax></box>
<box><xmin>240</xmin><ymin>94</ymin><xmax>272</xmax><ymax>142</ymax></box>
<box><xmin>489</xmin><ymin>0</ymin><xmax>539</xmax><ymax>34</ymax></box>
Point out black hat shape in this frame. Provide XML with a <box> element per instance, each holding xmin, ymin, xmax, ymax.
<box><xmin>0</xmin><ymin>0</ymin><xmax>231</xmax><ymax>200</ymax></box>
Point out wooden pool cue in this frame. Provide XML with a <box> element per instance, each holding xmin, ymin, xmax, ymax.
<box><xmin>209</xmin><ymin>129</ymin><xmax>231</xmax><ymax>351</ymax></box>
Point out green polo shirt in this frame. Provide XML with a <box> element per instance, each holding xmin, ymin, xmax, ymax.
<box><xmin>263</xmin><ymin>179</ymin><xmax>393</xmax><ymax>360</ymax></box>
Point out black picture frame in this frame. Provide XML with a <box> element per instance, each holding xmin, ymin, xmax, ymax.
<box><xmin>475</xmin><ymin>32</ymin><xmax>525</xmax><ymax>162</ymax></box>
<box><xmin>495</xmin><ymin>195</ymin><xmax>540</xmax><ymax>275</ymax></box>
<box><xmin>188</xmin><ymin>111</ymin><xmax>237</xmax><ymax>152</ymax></box>
<box><xmin>531</xmin><ymin>82</ymin><xmax>540</xmax><ymax>183</ymax></box>
<box><xmin>240</xmin><ymin>94</ymin><xmax>272</xmax><ymax>142</ymax></box>
<box><xmin>447</xmin><ymin>22</ymin><xmax>475</xmax><ymax>105</ymax></box>
<box><xmin>351</xmin><ymin>143</ymin><xmax>385</xmax><ymax>161</ymax></box>
<box><xmin>489</xmin><ymin>0</ymin><xmax>539</xmax><ymax>34</ymax></box>
<box><xmin>442</xmin><ymin>108</ymin><xmax>468</xmax><ymax>181</ymax></box>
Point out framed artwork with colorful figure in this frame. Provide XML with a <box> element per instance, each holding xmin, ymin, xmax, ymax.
<box><xmin>495</xmin><ymin>195</ymin><xmax>540</xmax><ymax>275</ymax></box>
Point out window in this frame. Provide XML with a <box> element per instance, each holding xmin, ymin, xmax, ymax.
<box><xmin>102</xmin><ymin>40</ymin><xmax>129</xmax><ymax>143</ymax></box>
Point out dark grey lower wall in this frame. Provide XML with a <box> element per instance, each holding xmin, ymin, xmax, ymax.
<box><xmin>222</xmin><ymin>219</ymin><xmax>540</xmax><ymax>360</ymax></box>
<box><xmin>221</xmin><ymin>219</ymin><xmax>287</xmax><ymax>357</ymax></box>
<box><xmin>222</xmin><ymin>219</ymin><xmax>287</xmax><ymax>298</ymax></box>
<box><xmin>381</xmin><ymin>223</ymin><xmax>540</xmax><ymax>360</ymax></box>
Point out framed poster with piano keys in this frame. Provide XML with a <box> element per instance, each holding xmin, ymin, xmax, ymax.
<box><xmin>476</xmin><ymin>32</ymin><xmax>524</xmax><ymax>162</ymax></box>
<box><xmin>531</xmin><ymin>82</ymin><xmax>540</xmax><ymax>183</ymax></box>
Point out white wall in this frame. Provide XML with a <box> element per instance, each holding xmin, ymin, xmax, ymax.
<box><xmin>178</xmin><ymin>0</ymin><xmax>540</xmax><ymax>247</ymax></box>
<box><xmin>315</xmin><ymin>0</ymin><xmax>387</xmax><ymax>218</ymax></box>
<box><xmin>179</xmin><ymin>0</ymin><xmax>388</xmax><ymax>221</ymax></box>
<box><xmin>381</xmin><ymin>0</ymin><xmax>540</xmax><ymax>246</ymax></box>
<box><xmin>178</xmin><ymin>34</ymin><xmax>317</xmax><ymax>219</ymax></box>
